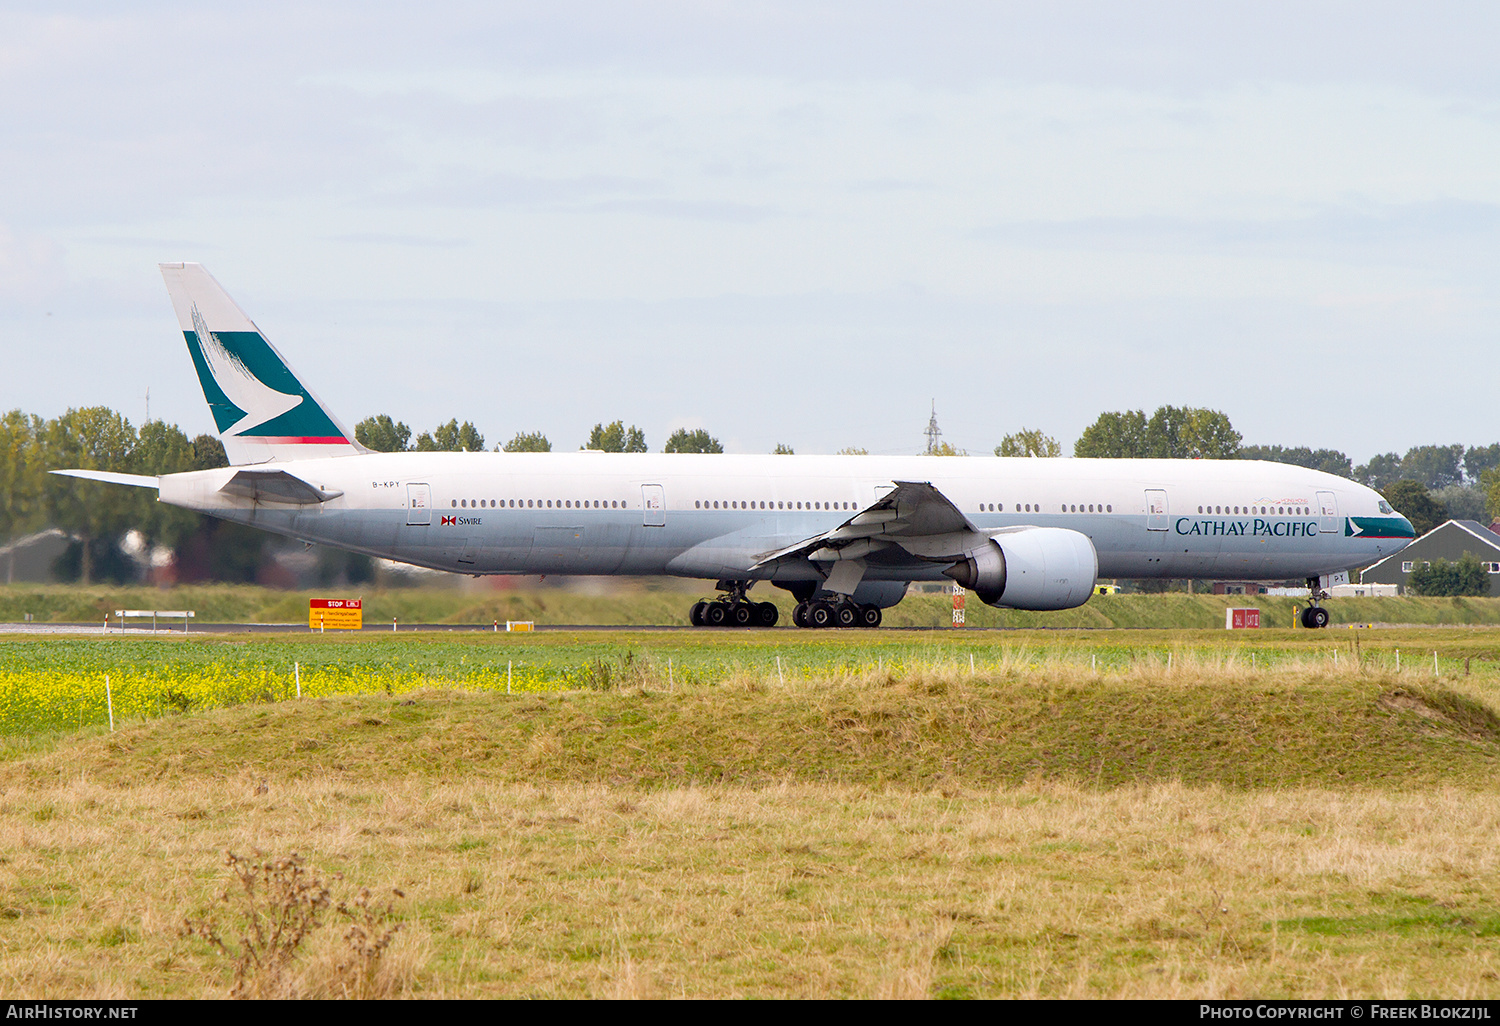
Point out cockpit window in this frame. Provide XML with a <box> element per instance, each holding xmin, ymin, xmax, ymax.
<box><xmin>1378</xmin><ymin>500</ymin><xmax>1394</xmax><ymax>514</ymax></box>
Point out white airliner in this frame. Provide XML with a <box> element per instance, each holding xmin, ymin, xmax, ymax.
<box><xmin>56</xmin><ymin>264</ymin><xmax>1415</xmax><ymax>629</ymax></box>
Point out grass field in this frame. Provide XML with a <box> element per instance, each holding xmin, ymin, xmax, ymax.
<box><xmin>2</xmin><ymin>627</ymin><xmax>1500</xmax><ymax>997</ymax></box>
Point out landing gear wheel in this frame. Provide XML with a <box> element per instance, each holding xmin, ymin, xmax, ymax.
<box><xmin>808</xmin><ymin>602</ymin><xmax>834</xmax><ymax>629</ymax></box>
<box><xmin>859</xmin><ymin>604</ymin><xmax>882</xmax><ymax>628</ymax></box>
<box><xmin>1302</xmin><ymin>576</ymin><xmax>1332</xmax><ymax>630</ymax></box>
<box><xmin>690</xmin><ymin>601</ymin><xmax>708</xmax><ymax>627</ymax></box>
<box><xmin>835</xmin><ymin>604</ymin><xmax>858</xmax><ymax>629</ymax></box>
<box><xmin>705</xmin><ymin>602</ymin><xmax>728</xmax><ymax>627</ymax></box>
<box><xmin>793</xmin><ymin>603</ymin><xmax>809</xmax><ymax>628</ymax></box>
<box><xmin>757</xmin><ymin>602</ymin><xmax>779</xmax><ymax>627</ymax></box>
<box><xmin>732</xmin><ymin>603</ymin><xmax>754</xmax><ymax>627</ymax></box>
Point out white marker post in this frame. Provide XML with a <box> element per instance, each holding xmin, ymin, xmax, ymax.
<box><xmin>295</xmin><ymin>662</ymin><xmax>301</xmax><ymax>699</ymax></box>
<box><xmin>507</xmin><ymin>660</ymin><xmax>512</xmax><ymax>695</ymax></box>
<box><xmin>105</xmin><ymin>674</ymin><xmax>114</xmax><ymax>732</ymax></box>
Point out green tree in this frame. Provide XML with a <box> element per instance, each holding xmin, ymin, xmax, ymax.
<box><xmin>0</xmin><ymin>410</ymin><xmax>45</xmax><ymax>545</ymax></box>
<box><xmin>1239</xmin><ymin>444</ymin><xmax>1353</xmax><ymax>479</ymax></box>
<box><xmin>1431</xmin><ymin>484</ymin><xmax>1488</xmax><ymax>523</ymax></box>
<box><xmin>432</xmin><ymin>419</ymin><xmax>484</xmax><ymax>452</ymax></box>
<box><xmin>996</xmin><ymin>428</ymin><xmax>1061</xmax><ymax>458</ymax></box>
<box><xmin>1385</xmin><ymin>479</ymin><xmax>1448</xmax><ymax>537</ymax></box>
<box><xmin>1465</xmin><ymin>444</ymin><xmax>1500</xmax><ymax>485</ymax></box>
<box><xmin>41</xmin><ymin>407</ymin><xmax>139</xmax><ymax>585</ymax></box>
<box><xmin>835</xmin><ymin>446</ymin><xmax>867</xmax><ymax>455</ymax></box>
<box><xmin>190</xmin><ymin>434</ymin><xmax>229</xmax><ymax>471</ymax></box>
<box><xmin>1398</xmin><ymin>444</ymin><xmax>1465</xmax><ymax>490</ymax></box>
<box><xmin>585</xmin><ymin>421</ymin><xmax>647</xmax><ymax>452</ymax></box>
<box><xmin>1145</xmin><ymin>406</ymin><xmax>1241</xmax><ymax>459</ymax></box>
<box><xmin>355</xmin><ymin>415</ymin><xmax>411</xmax><ymax>452</ymax></box>
<box><xmin>501</xmin><ymin>431</ymin><xmax>552</xmax><ymax>453</ymax></box>
<box><xmin>928</xmin><ymin>442</ymin><xmax>967</xmax><ymax>456</ymax></box>
<box><xmin>1407</xmin><ymin>554</ymin><xmax>1490</xmax><ymax>597</ymax></box>
<box><xmin>411</xmin><ymin>419</ymin><xmax>484</xmax><ymax>452</ymax></box>
<box><xmin>664</xmin><ymin>429</ymin><xmax>722</xmax><ymax>454</ymax></box>
<box><xmin>1355</xmin><ymin>453</ymin><xmax>1404</xmax><ymax>492</ymax></box>
<box><xmin>133</xmin><ymin>420</ymin><xmax>195</xmax><ymax>475</ymax></box>
<box><xmin>1480</xmin><ymin>467</ymin><xmax>1500</xmax><ymax>523</ymax></box>
<box><xmin>133</xmin><ymin>420</ymin><xmax>202</xmax><ymax>551</ymax></box>
<box><xmin>773</xmin><ymin>443</ymin><xmax>795</xmax><ymax>455</ymax></box>
<box><xmin>1074</xmin><ymin>410</ymin><xmax>1149</xmax><ymax>458</ymax></box>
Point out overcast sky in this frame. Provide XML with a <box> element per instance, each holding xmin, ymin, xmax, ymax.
<box><xmin>2</xmin><ymin>2</ymin><xmax>1497</xmax><ymax>461</ymax></box>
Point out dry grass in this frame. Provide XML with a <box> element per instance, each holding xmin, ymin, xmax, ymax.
<box><xmin>1</xmin><ymin>770</ymin><xmax>1499</xmax><ymax>997</ymax></box>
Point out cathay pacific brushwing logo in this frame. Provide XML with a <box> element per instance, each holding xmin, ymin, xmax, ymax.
<box><xmin>190</xmin><ymin>304</ymin><xmax>302</xmax><ymax>437</ymax></box>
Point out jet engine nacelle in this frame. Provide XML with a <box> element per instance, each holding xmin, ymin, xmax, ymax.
<box><xmin>944</xmin><ymin>527</ymin><xmax>1099</xmax><ymax>611</ymax></box>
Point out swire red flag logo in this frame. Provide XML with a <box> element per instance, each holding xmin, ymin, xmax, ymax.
<box><xmin>441</xmin><ymin>515</ymin><xmax>457</xmax><ymax>525</ymax></box>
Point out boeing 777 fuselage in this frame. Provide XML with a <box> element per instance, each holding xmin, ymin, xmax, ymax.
<box><xmin>57</xmin><ymin>264</ymin><xmax>1415</xmax><ymax>629</ymax></box>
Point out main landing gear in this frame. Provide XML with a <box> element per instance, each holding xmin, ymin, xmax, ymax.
<box><xmin>689</xmin><ymin>580</ymin><xmax>779</xmax><ymax>628</ymax></box>
<box><xmin>792</xmin><ymin>597</ymin><xmax>882</xmax><ymax>630</ymax></box>
<box><xmin>686</xmin><ymin>581</ymin><xmax>885</xmax><ymax>628</ymax></box>
<box><xmin>1299</xmin><ymin>576</ymin><xmax>1331</xmax><ymax>629</ymax></box>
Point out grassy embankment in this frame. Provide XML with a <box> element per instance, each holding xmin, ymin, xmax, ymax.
<box><xmin>6</xmin><ymin>582</ymin><xmax>1500</xmax><ymax>628</ymax></box>
<box><xmin>2</xmin><ymin>629</ymin><xmax>1500</xmax><ymax>996</ymax></box>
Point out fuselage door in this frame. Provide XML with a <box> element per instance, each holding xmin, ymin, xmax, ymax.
<box><xmin>642</xmin><ymin>484</ymin><xmax>665</xmax><ymax>527</ymax></box>
<box><xmin>407</xmin><ymin>483</ymin><xmax>431</xmax><ymax>526</ymax></box>
<box><xmin>1145</xmin><ymin>489</ymin><xmax>1169</xmax><ymax>531</ymax></box>
<box><xmin>1316</xmin><ymin>490</ymin><xmax>1339</xmax><ymax>534</ymax></box>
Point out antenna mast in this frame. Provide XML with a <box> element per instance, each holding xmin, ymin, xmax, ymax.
<box><xmin>924</xmin><ymin>399</ymin><xmax>942</xmax><ymax>455</ymax></box>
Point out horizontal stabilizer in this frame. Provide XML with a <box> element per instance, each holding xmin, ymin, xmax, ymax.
<box><xmin>219</xmin><ymin>468</ymin><xmax>343</xmax><ymax>505</ymax></box>
<box><xmin>50</xmin><ymin>469</ymin><xmax>159</xmax><ymax>489</ymax></box>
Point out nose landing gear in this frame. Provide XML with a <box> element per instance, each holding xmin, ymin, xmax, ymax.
<box><xmin>1299</xmin><ymin>577</ymin><xmax>1332</xmax><ymax>629</ymax></box>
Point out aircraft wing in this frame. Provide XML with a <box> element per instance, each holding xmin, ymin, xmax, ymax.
<box><xmin>750</xmin><ymin>480</ymin><xmax>981</xmax><ymax>570</ymax></box>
